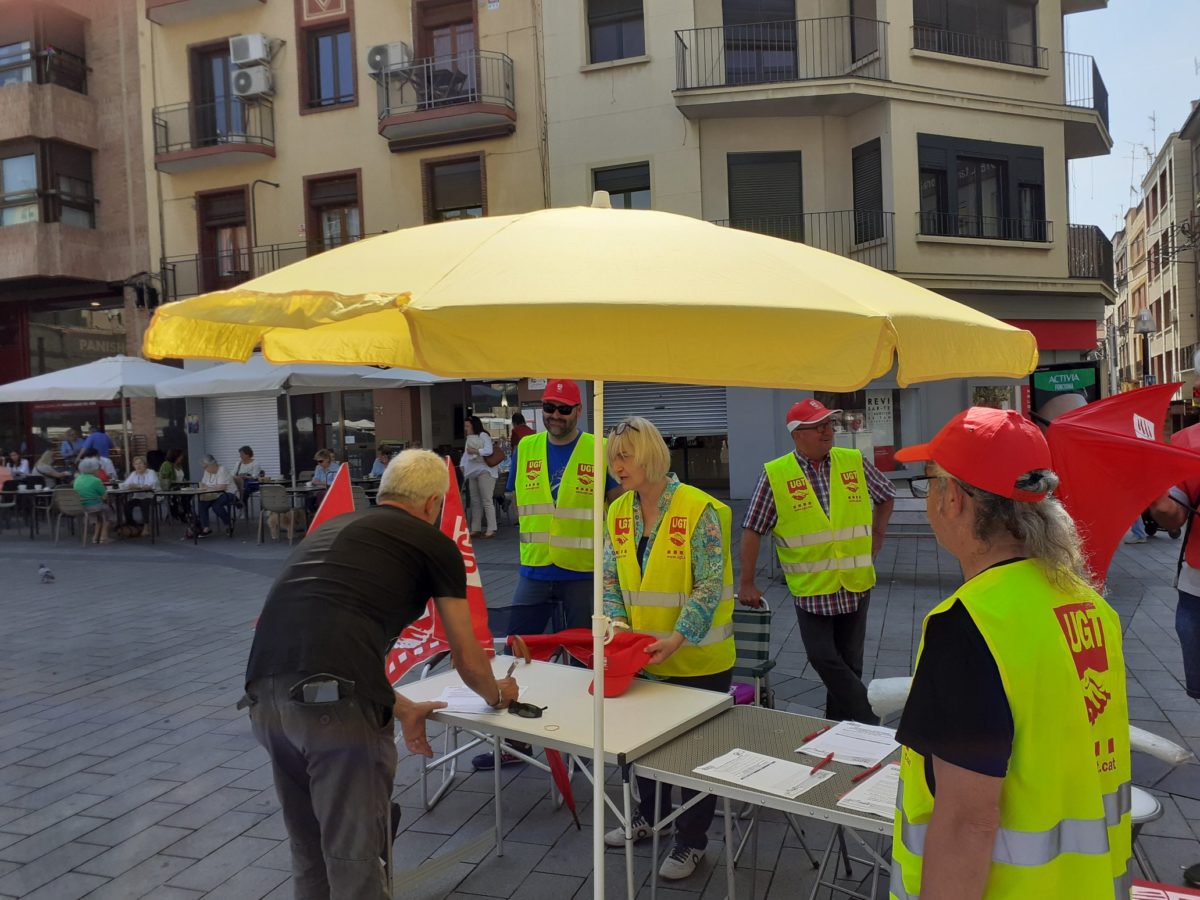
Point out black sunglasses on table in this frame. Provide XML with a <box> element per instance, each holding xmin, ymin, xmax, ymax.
<box><xmin>542</xmin><ymin>402</ymin><xmax>578</xmax><ymax>416</ymax></box>
<box><xmin>507</xmin><ymin>700</ymin><xmax>547</xmax><ymax>719</ymax></box>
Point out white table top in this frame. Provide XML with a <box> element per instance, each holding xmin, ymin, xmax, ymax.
<box><xmin>399</xmin><ymin>658</ymin><xmax>732</xmax><ymax>766</ymax></box>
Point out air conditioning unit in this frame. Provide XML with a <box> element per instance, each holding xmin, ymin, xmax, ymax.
<box><xmin>366</xmin><ymin>41</ymin><xmax>412</xmax><ymax>74</ymax></box>
<box><xmin>231</xmin><ymin>65</ymin><xmax>273</xmax><ymax>99</ymax></box>
<box><xmin>230</xmin><ymin>33</ymin><xmax>272</xmax><ymax>67</ymax></box>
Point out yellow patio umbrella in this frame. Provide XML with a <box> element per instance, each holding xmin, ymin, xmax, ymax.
<box><xmin>145</xmin><ymin>196</ymin><xmax>1038</xmax><ymax>899</ymax></box>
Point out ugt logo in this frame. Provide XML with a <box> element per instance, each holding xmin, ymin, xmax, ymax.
<box><xmin>787</xmin><ymin>476</ymin><xmax>808</xmax><ymax>499</ymax></box>
<box><xmin>840</xmin><ymin>471</ymin><xmax>861</xmax><ymax>493</ymax></box>
<box><xmin>525</xmin><ymin>459</ymin><xmax>543</xmax><ymax>481</ymax></box>
<box><xmin>613</xmin><ymin>516</ymin><xmax>632</xmax><ymax>546</ymax></box>
<box><xmin>668</xmin><ymin>516</ymin><xmax>688</xmax><ymax>548</ymax></box>
<box><xmin>1054</xmin><ymin>602</ymin><xmax>1112</xmax><ymax>725</ymax></box>
<box><xmin>576</xmin><ymin>463</ymin><xmax>595</xmax><ymax>493</ymax></box>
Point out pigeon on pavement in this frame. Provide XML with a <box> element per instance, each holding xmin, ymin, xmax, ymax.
<box><xmin>38</xmin><ymin>564</ymin><xmax>54</xmax><ymax>584</ymax></box>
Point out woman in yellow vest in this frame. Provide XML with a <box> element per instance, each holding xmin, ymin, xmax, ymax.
<box><xmin>599</xmin><ymin>416</ymin><xmax>736</xmax><ymax>882</ymax></box>
<box><xmin>891</xmin><ymin>408</ymin><xmax>1131</xmax><ymax>900</ymax></box>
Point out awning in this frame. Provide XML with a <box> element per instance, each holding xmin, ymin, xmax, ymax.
<box><xmin>1004</xmin><ymin>319</ymin><xmax>1097</xmax><ymax>351</ymax></box>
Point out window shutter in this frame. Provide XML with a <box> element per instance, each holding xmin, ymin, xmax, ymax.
<box><xmin>727</xmin><ymin>152</ymin><xmax>802</xmax><ymax>221</ymax></box>
<box><xmin>593</xmin><ymin>163</ymin><xmax>649</xmax><ymax>193</ymax></box>
<box><xmin>852</xmin><ymin>139</ymin><xmax>882</xmax><ymax>212</ymax></box>
<box><xmin>308</xmin><ymin>176</ymin><xmax>358</xmax><ymax>207</ymax></box>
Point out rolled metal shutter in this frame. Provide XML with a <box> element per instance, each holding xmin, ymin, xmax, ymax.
<box><xmin>201</xmin><ymin>394</ymin><xmax>282</xmax><ymax>477</ymax></box>
<box><xmin>602</xmin><ymin>383</ymin><xmax>728</xmax><ymax>436</ymax></box>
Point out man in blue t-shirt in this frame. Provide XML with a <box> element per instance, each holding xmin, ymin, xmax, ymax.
<box><xmin>80</xmin><ymin>425</ymin><xmax>113</xmax><ymax>458</ymax></box>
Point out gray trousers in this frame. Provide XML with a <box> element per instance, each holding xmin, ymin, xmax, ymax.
<box><xmin>247</xmin><ymin>674</ymin><xmax>398</xmax><ymax>900</ymax></box>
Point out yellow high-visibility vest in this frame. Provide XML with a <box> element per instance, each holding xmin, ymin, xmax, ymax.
<box><xmin>764</xmin><ymin>448</ymin><xmax>875</xmax><ymax>596</ymax></box>
<box><xmin>514</xmin><ymin>431</ymin><xmax>599</xmax><ymax>572</ymax></box>
<box><xmin>606</xmin><ymin>483</ymin><xmax>735</xmax><ymax>677</ymax></box>
<box><xmin>891</xmin><ymin>560</ymin><xmax>1132</xmax><ymax>900</ymax></box>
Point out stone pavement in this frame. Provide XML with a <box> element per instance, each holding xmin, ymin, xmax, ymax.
<box><xmin>0</xmin><ymin>503</ymin><xmax>1197</xmax><ymax>899</ymax></box>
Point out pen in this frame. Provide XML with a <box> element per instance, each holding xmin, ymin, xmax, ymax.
<box><xmin>810</xmin><ymin>752</ymin><xmax>834</xmax><ymax>773</ymax></box>
<box><xmin>801</xmin><ymin>726</ymin><xmax>831</xmax><ymax>743</ymax></box>
<box><xmin>505</xmin><ymin>661</ymin><xmax>516</xmax><ymax>679</ymax></box>
<box><xmin>851</xmin><ymin>762</ymin><xmax>882</xmax><ymax>783</ymax></box>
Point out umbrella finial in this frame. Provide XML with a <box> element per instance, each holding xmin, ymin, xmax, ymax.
<box><xmin>591</xmin><ymin>190</ymin><xmax>612</xmax><ymax>209</ymax></box>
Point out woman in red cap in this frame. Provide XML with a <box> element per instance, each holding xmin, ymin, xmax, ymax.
<box><xmin>890</xmin><ymin>407</ymin><xmax>1130</xmax><ymax>900</ymax></box>
<box><xmin>599</xmin><ymin>416</ymin><xmax>736</xmax><ymax>881</ymax></box>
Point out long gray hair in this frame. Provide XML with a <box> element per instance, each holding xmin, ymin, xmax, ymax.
<box><xmin>930</xmin><ymin>462</ymin><xmax>1096</xmax><ymax>591</ymax></box>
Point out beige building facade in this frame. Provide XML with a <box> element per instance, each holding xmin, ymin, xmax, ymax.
<box><xmin>0</xmin><ymin>0</ymin><xmax>156</xmax><ymax>461</ymax></box>
<box><xmin>545</xmin><ymin>0</ymin><xmax>1114</xmax><ymax>496</ymax></box>
<box><xmin>139</xmin><ymin>0</ymin><xmax>548</xmax><ymax>475</ymax></box>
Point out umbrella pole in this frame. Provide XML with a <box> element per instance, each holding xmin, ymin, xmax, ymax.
<box><xmin>121</xmin><ymin>390</ymin><xmax>130</xmax><ymax>478</ymax></box>
<box><xmin>591</xmin><ymin>379</ymin><xmax>606</xmax><ymax>900</ymax></box>
<box><xmin>286</xmin><ymin>393</ymin><xmax>297</xmax><ymax>489</ymax></box>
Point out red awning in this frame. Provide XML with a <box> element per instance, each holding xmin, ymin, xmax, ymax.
<box><xmin>1004</xmin><ymin>319</ymin><xmax>1097</xmax><ymax>351</ymax></box>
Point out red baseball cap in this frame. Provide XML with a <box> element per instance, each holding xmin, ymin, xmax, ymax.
<box><xmin>542</xmin><ymin>379</ymin><xmax>581</xmax><ymax>407</ymax></box>
<box><xmin>895</xmin><ymin>407</ymin><xmax>1052</xmax><ymax>502</ymax></box>
<box><xmin>786</xmin><ymin>398</ymin><xmax>841</xmax><ymax>432</ymax></box>
<box><xmin>588</xmin><ymin>632</ymin><xmax>658</xmax><ymax>698</ymax></box>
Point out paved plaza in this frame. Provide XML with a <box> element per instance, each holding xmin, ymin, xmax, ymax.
<box><xmin>0</xmin><ymin>507</ymin><xmax>1197</xmax><ymax>899</ymax></box>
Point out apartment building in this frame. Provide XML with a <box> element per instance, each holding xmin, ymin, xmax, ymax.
<box><xmin>139</xmin><ymin>0</ymin><xmax>547</xmax><ymax>475</ymax></box>
<box><xmin>0</xmin><ymin>0</ymin><xmax>154</xmax><ymax>457</ymax></box>
<box><xmin>546</xmin><ymin>0</ymin><xmax>1114</xmax><ymax>496</ymax></box>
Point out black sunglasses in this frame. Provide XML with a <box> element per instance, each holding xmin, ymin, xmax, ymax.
<box><xmin>542</xmin><ymin>402</ymin><xmax>578</xmax><ymax>416</ymax></box>
<box><xmin>507</xmin><ymin>700</ymin><xmax>547</xmax><ymax>719</ymax></box>
<box><xmin>613</xmin><ymin>421</ymin><xmax>640</xmax><ymax>435</ymax></box>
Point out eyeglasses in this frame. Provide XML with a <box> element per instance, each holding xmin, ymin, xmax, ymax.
<box><xmin>909</xmin><ymin>475</ymin><xmax>976</xmax><ymax>500</ymax></box>
<box><xmin>542</xmin><ymin>402</ymin><xmax>578</xmax><ymax>416</ymax></box>
<box><xmin>795</xmin><ymin>421</ymin><xmax>834</xmax><ymax>433</ymax></box>
<box><xmin>507</xmin><ymin>700</ymin><xmax>547</xmax><ymax>719</ymax></box>
<box><xmin>613</xmin><ymin>421</ymin><xmax>641</xmax><ymax>435</ymax></box>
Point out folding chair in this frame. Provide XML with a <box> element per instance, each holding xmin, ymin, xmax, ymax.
<box><xmin>50</xmin><ymin>488</ymin><xmax>97</xmax><ymax>545</ymax></box>
<box><xmin>732</xmin><ymin>600</ymin><xmax>776</xmax><ymax>708</ymax></box>
<box><xmin>351</xmin><ymin>485</ymin><xmax>370</xmax><ymax>512</ymax></box>
<box><xmin>257</xmin><ymin>483</ymin><xmax>299</xmax><ymax>546</ymax></box>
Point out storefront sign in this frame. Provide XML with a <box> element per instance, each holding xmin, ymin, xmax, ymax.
<box><xmin>1029</xmin><ymin>361</ymin><xmax>1100</xmax><ymax>419</ymax></box>
<box><xmin>865</xmin><ymin>390</ymin><xmax>895</xmax><ymax>471</ymax></box>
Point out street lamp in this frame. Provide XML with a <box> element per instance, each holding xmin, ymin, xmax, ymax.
<box><xmin>1135</xmin><ymin>309</ymin><xmax>1155</xmax><ymax>386</ymax></box>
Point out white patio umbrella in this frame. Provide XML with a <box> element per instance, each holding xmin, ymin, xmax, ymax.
<box><xmin>157</xmin><ymin>354</ymin><xmax>445</xmax><ymax>485</ymax></box>
<box><xmin>0</xmin><ymin>355</ymin><xmax>186</xmax><ymax>472</ymax></box>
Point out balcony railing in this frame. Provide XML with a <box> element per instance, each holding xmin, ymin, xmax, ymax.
<box><xmin>378</xmin><ymin>50</ymin><xmax>514</xmax><ymax>120</ymax></box>
<box><xmin>919</xmin><ymin>211</ymin><xmax>1053</xmax><ymax>243</ymax></box>
<box><xmin>1067</xmin><ymin>224</ymin><xmax>1114</xmax><ymax>285</ymax></box>
<box><xmin>160</xmin><ymin>235</ymin><xmax>381</xmax><ymax>301</ymax></box>
<box><xmin>712</xmin><ymin>210</ymin><xmax>895</xmax><ymax>271</ymax></box>
<box><xmin>0</xmin><ymin>47</ymin><xmax>88</xmax><ymax>94</ymax></box>
<box><xmin>152</xmin><ymin>98</ymin><xmax>275</xmax><ymax>157</ymax></box>
<box><xmin>911</xmin><ymin>25</ymin><xmax>1048</xmax><ymax>69</ymax></box>
<box><xmin>675</xmin><ymin>16</ymin><xmax>888</xmax><ymax>91</ymax></box>
<box><xmin>1064</xmin><ymin>51</ymin><xmax>1109</xmax><ymax>132</ymax></box>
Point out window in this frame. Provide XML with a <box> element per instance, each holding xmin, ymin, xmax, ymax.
<box><xmin>0</xmin><ymin>140</ymin><xmax>93</xmax><ymax>228</ymax></box>
<box><xmin>0</xmin><ymin>6</ymin><xmax>87</xmax><ymax>93</ymax></box>
<box><xmin>425</xmin><ymin>156</ymin><xmax>483</xmax><ymax>222</ymax></box>
<box><xmin>0</xmin><ymin>41</ymin><xmax>32</xmax><ymax>86</ymax></box>
<box><xmin>913</xmin><ymin>0</ymin><xmax>1040</xmax><ymax>67</ymax></box>
<box><xmin>198</xmin><ymin>189</ymin><xmax>250</xmax><ymax>293</ymax></box>
<box><xmin>851</xmin><ymin>0</ymin><xmax>880</xmax><ymax>61</ymax></box>
<box><xmin>728</xmin><ymin>151</ymin><xmax>803</xmax><ymax>241</ymax></box>
<box><xmin>593</xmin><ymin>163</ymin><xmax>650</xmax><ymax>209</ymax></box>
<box><xmin>588</xmin><ymin>0</ymin><xmax>645</xmax><ymax>64</ymax></box>
<box><xmin>306</xmin><ymin>173</ymin><xmax>361</xmax><ymax>252</ymax></box>
<box><xmin>852</xmin><ymin>139</ymin><xmax>884</xmax><ymax>243</ymax></box>
<box><xmin>1149</xmin><ymin>240</ymin><xmax>1160</xmax><ymax>281</ymax></box>
<box><xmin>192</xmin><ymin>45</ymin><xmax>244</xmax><ymax>146</ymax></box>
<box><xmin>722</xmin><ymin>0</ymin><xmax>796</xmax><ymax>85</ymax></box>
<box><xmin>918</xmin><ymin>134</ymin><xmax>1046</xmax><ymax>241</ymax></box>
<box><xmin>305</xmin><ymin>25</ymin><xmax>354</xmax><ymax>108</ymax></box>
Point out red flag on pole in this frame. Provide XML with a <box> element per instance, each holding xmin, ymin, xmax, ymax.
<box><xmin>386</xmin><ymin>457</ymin><xmax>494</xmax><ymax>682</ymax></box>
<box><xmin>306</xmin><ymin>463</ymin><xmax>354</xmax><ymax>533</ymax></box>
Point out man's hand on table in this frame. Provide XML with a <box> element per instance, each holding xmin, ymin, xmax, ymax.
<box><xmin>494</xmin><ymin>676</ymin><xmax>519</xmax><ymax>708</ymax></box>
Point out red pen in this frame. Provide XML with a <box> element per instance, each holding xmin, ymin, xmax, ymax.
<box><xmin>810</xmin><ymin>752</ymin><xmax>834</xmax><ymax>773</ymax></box>
<box><xmin>851</xmin><ymin>762</ymin><xmax>882</xmax><ymax>783</ymax></box>
<box><xmin>801</xmin><ymin>726</ymin><xmax>831</xmax><ymax>743</ymax></box>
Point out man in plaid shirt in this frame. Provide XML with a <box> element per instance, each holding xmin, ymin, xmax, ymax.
<box><xmin>739</xmin><ymin>399</ymin><xmax>894</xmax><ymax>723</ymax></box>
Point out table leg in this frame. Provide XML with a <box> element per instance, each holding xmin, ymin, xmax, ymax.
<box><xmin>750</xmin><ymin>804</ymin><xmax>760</xmax><ymax>900</ymax></box>
<box><xmin>723</xmin><ymin>797</ymin><xmax>736</xmax><ymax>900</ymax></box>
<box><xmin>650</xmin><ymin>780</ymin><xmax>662</xmax><ymax>900</ymax></box>
<box><xmin>493</xmin><ymin>735</ymin><xmax>504</xmax><ymax>857</ymax></box>
<box><xmin>623</xmin><ymin>765</ymin><xmax>635</xmax><ymax>900</ymax></box>
<box><xmin>28</xmin><ymin>497</ymin><xmax>35</xmax><ymax>540</ymax></box>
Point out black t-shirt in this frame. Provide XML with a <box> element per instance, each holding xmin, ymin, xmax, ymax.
<box><xmin>245</xmin><ymin>505</ymin><xmax>467</xmax><ymax>710</ymax></box>
<box><xmin>895</xmin><ymin>563</ymin><xmax>1020</xmax><ymax>793</ymax></box>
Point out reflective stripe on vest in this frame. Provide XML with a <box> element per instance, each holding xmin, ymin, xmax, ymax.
<box><xmin>513</xmin><ymin>432</ymin><xmax>600</xmax><ymax>572</ymax></box>
<box><xmin>764</xmin><ymin>448</ymin><xmax>875</xmax><ymax>597</ymax></box>
<box><xmin>892</xmin><ymin>560</ymin><xmax>1132</xmax><ymax>899</ymax></box>
<box><xmin>607</xmin><ymin>483</ymin><xmax>735</xmax><ymax>678</ymax></box>
<box><xmin>892</xmin><ymin>862</ymin><xmax>1133</xmax><ymax>900</ymax></box>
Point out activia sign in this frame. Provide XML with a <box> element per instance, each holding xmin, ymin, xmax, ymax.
<box><xmin>1032</xmin><ymin>368</ymin><xmax>1097</xmax><ymax>393</ymax></box>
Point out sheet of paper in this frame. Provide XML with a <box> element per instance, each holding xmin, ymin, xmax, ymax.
<box><xmin>795</xmin><ymin>721</ymin><xmax>899</xmax><ymax>768</ymax></box>
<box><xmin>836</xmin><ymin>762</ymin><xmax>901</xmax><ymax>818</ymax></box>
<box><xmin>435</xmin><ymin>685</ymin><xmax>526</xmax><ymax>714</ymax></box>
<box><xmin>693</xmin><ymin>748</ymin><xmax>834</xmax><ymax>800</ymax></box>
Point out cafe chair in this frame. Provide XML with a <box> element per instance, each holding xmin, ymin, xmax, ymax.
<box><xmin>257</xmin><ymin>483</ymin><xmax>298</xmax><ymax>546</ymax></box>
<box><xmin>50</xmin><ymin>487</ymin><xmax>97</xmax><ymax>546</ymax></box>
<box><xmin>0</xmin><ymin>490</ymin><xmax>15</xmax><ymax>531</ymax></box>
<box><xmin>351</xmin><ymin>485</ymin><xmax>370</xmax><ymax>512</ymax></box>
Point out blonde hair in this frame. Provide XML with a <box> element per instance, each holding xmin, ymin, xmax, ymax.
<box><xmin>377</xmin><ymin>449</ymin><xmax>449</xmax><ymax>506</ymax></box>
<box><xmin>606</xmin><ymin>416</ymin><xmax>670</xmax><ymax>484</ymax></box>
<box><xmin>930</xmin><ymin>462</ymin><xmax>1096</xmax><ymax>590</ymax></box>
<box><xmin>314</xmin><ymin>449</ymin><xmax>335</xmax><ymax>463</ymax></box>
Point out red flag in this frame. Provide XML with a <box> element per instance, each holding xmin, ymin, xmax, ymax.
<box><xmin>307</xmin><ymin>463</ymin><xmax>354</xmax><ymax>533</ymax></box>
<box><xmin>387</xmin><ymin>457</ymin><xmax>494</xmax><ymax>682</ymax></box>
<box><xmin>1048</xmin><ymin>383</ymin><xmax>1200</xmax><ymax>581</ymax></box>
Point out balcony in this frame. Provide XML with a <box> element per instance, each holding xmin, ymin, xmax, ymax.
<box><xmin>711</xmin><ymin>210</ymin><xmax>895</xmax><ymax>271</ymax></box>
<box><xmin>910</xmin><ymin>26</ymin><xmax>1047</xmax><ymax>70</ymax></box>
<box><xmin>145</xmin><ymin>0</ymin><xmax>265</xmax><ymax>26</ymax></box>
<box><xmin>918</xmin><ymin>211</ymin><xmax>1053</xmax><ymax>244</ymax></box>
<box><xmin>673</xmin><ymin>16</ymin><xmax>888</xmax><ymax>119</ymax></box>
<box><xmin>1067</xmin><ymin>224</ymin><xmax>1114</xmax><ymax>285</ymax></box>
<box><xmin>152</xmin><ymin>99</ymin><xmax>275</xmax><ymax>173</ymax></box>
<box><xmin>0</xmin><ymin>47</ymin><xmax>88</xmax><ymax>94</ymax></box>
<box><xmin>376</xmin><ymin>50</ymin><xmax>515</xmax><ymax>152</ymax></box>
<box><xmin>0</xmin><ymin>220</ymin><xmax>105</xmax><ymax>282</ymax></box>
<box><xmin>1064</xmin><ymin>51</ymin><xmax>1110</xmax><ymax>158</ymax></box>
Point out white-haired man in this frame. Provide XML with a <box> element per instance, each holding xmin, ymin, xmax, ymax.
<box><xmin>244</xmin><ymin>449</ymin><xmax>519</xmax><ymax>900</ymax></box>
